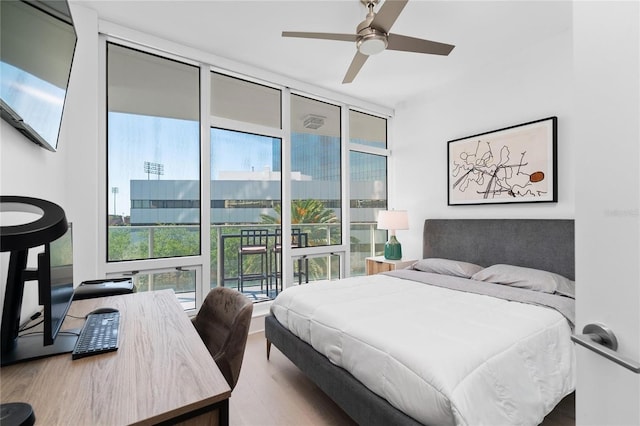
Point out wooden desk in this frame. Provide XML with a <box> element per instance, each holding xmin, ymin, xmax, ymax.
<box><xmin>0</xmin><ymin>290</ymin><xmax>231</xmax><ymax>425</ymax></box>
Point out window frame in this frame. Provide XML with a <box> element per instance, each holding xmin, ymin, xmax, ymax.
<box><xmin>97</xmin><ymin>30</ymin><xmax>392</xmax><ymax>315</ymax></box>
<box><xmin>347</xmin><ymin>109</ymin><xmax>390</xmax><ymax>275</ymax></box>
<box><xmin>99</xmin><ymin>36</ymin><xmax>208</xmax><ymax>313</ymax></box>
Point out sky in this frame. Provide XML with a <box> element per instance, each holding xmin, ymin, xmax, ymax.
<box><xmin>107</xmin><ymin>113</ymin><xmax>278</xmax><ymax>217</ymax></box>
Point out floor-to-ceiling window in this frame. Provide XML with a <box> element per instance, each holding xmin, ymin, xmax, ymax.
<box><xmin>349</xmin><ymin>110</ymin><xmax>388</xmax><ymax>276</ymax></box>
<box><xmin>106</xmin><ymin>43</ymin><xmax>201</xmax><ymax>309</ymax></box>
<box><xmin>210</xmin><ymin>73</ymin><xmax>283</xmax><ymax>301</ymax></box>
<box><xmin>290</xmin><ymin>94</ymin><xmax>342</xmax><ymax>281</ymax></box>
<box><xmin>102</xmin><ymin>38</ymin><xmax>389</xmax><ymax>310</ymax></box>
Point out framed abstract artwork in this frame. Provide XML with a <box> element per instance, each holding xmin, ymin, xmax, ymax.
<box><xmin>447</xmin><ymin>116</ymin><xmax>557</xmax><ymax>205</ymax></box>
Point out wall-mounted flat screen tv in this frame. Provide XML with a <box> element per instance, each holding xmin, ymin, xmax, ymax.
<box><xmin>0</xmin><ymin>0</ymin><xmax>77</xmax><ymax>152</ymax></box>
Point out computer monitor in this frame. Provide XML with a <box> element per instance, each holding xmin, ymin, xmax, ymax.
<box><xmin>0</xmin><ymin>224</ymin><xmax>77</xmax><ymax>366</ymax></box>
<box><xmin>40</xmin><ymin>224</ymin><xmax>75</xmax><ymax>346</ymax></box>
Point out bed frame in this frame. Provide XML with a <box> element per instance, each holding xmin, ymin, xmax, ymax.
<box><xmin>265</xmin><ymin>219</ymin><xmax>575</xmax><ymax>425</ymax></box>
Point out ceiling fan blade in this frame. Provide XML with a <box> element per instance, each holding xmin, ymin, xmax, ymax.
<box><xmin>342</xmin><ymin>52</ymin><xmax>369</xmax><ymax>84</ymax></box>
<box><xmin>371</xmin><ymin>0</ymin><xmax>408</xmax><ymax>33</ymax></box>
<box><xmin>282</xmin><ymin>31</ymin><xmax>358</xmax><ymax>42</ymax></box>
<box><xmin>387</xmin><ymin>33</ymin><xmax>455</xmax><ymax>55</ymax></box>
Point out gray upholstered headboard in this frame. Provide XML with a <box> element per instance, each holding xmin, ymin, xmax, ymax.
<box><xmin>423</xmin><ymin>219</ymin><xmax>575</xmax><ymax>280</ymax></box>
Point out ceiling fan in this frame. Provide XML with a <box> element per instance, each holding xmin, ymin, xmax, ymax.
<box><xmin>282</xmin><ymin>0</ymin><xmax>455</xmax><ymax>84</ymax></box>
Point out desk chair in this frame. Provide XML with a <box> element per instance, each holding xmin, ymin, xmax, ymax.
<box><xmin>191</xmin><ymin>287</ymin><xmax>253</xmax><ymax>390</ymax></box>
<box><xmin>237</xmin><ymin>229</ymin><xmax>269</xmax><ymax>292</ymax></box>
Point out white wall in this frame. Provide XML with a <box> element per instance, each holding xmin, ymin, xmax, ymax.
<box><xmin>0</xmin><ymin>123</ymin><xmax>68</xmax><ymax>318</ymax></box>
<box><xmin>0</xmin><ymin>4</ymin><xmax>99</xmax><ymax>319</ymax></box>
<box><xmin>391</xmin><ymin>27</ymin><xmax>574</xmax><ymax>260</ymax></box>
<box><xmin>60</xmin><ymin>4</ymin><xmax>100</xmax><ymax>286</ymax></box>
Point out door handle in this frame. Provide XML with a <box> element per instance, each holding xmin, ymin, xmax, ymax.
<box><xmin>571</xmin><ymin>323</ymin><xmax>640</xmax><ymax>374</ymax></box>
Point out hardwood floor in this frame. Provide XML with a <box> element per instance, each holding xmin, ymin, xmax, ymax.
<box><xmin>230</xmin><ymin>331</ymin><xmax>575</xmax><ymax>426</ymax></box>
<box><xmin>229</xmin><ymin>331</ymin><xmax>355</xmax><ymax>426</ymax></box>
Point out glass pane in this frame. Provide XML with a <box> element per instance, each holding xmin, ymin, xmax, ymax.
<box><xmin>349</xmin><ymin>110</ymin><xmax>387</xmax><ymax>149</ymax></box>
<box><xmin>290</xmin><ymin>95</ymin><xmax>341</xmax><ymax>247</ymax></box>
<box><xmin>290</xmin><ymin>254</ymin><xmax>341</xmax><ymax>283</ymax></box>
<box><xmin>131</xmin><ymin>269</ymin><xmax>196</xmax><ymax>310</ymax></box>
<box><xmin>349</xmin><ymin>152</ymin><xmax>388</xmax><ymax>275</ymax></box>
<box><xmin>211</xmin><ymin>72</ymin><xmax>281</xmax><ymax>128</ymax></box>
<box><xmin>210</xmin><ymin>128</ymin><xmax>281</xmax><ymax>302</ymax></box>
<box><xmin>107</xmin><ymin>43</ymin><xmax>200</xmax><ymax>262</ymax></box>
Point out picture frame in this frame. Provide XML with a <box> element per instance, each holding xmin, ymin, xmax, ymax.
<box><xmin>447</xmin><ymin>116</ymin><xmax>557</xmax><ymax>205</ymax></box>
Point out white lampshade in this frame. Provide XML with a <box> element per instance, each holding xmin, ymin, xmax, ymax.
<box><xmin>376</xmin><ymin>210</ymin><xmax>409</xmax><ymax>231</ymax></box>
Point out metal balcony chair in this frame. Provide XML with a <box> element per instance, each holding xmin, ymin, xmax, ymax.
<box><xmin>269</xmin><ymin>228</ymin><xmax>283</xmax><ymax>294</ymax></box>
<box><xmin>270</xmin><ymin>228</ymin><xmax>309</xmax><ymax>294</ymax></box>
<box><xmin>191</xmin><ymin>287</ymin><xmax>253</xmax><ymax>390</ymax></box>
<box><xmin>237</xmin><ymin>229</ymin><xmax>269</xmax><ymax>292</ymax></box>
<box><xmin>291</xmin><ymin>228</ymin><xmax>309</xmax><ymax>285</ymax></box>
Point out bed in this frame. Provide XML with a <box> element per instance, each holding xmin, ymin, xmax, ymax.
<box><xmin>265</xmin><ymin>219</ymin><xmax>575</xmax><ymax>426</ymax></box>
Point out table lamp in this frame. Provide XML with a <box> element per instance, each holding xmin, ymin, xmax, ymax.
<box><xmin>377</xmin><ymin>210</ymin><xmax>409</xmax><ymax>260</ymax></box>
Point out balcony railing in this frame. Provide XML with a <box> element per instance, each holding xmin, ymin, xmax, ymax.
<box><xmin>107</xmin><ymin>223</ymin><xmax>386</xmax><ymax>304</ymax></box>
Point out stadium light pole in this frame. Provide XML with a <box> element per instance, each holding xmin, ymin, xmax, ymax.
<box><xmin>111</xmin><ymin>187</ymin><xmax>119</xmax><ymax>216</ymax></box>
<box><xmin>144</xmin><ymin>161</ymin><xmax>164</xmax><ymax>180</ymax></box>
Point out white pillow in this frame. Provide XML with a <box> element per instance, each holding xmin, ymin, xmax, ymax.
<box><xmin>412</xmin><ymin>258</ymin><xmax>483</xmax><ymax>278</ymax></box>
<box><xmin>471</xmin><ymin>264</ymin><xmax>575</xmax><ymax>298</ymax></box>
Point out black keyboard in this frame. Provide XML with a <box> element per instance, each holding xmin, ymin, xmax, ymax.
<box><xmin>72</xmin><ymin>312</ymin><xmax>120</xmax><ymax>360</ymax></box>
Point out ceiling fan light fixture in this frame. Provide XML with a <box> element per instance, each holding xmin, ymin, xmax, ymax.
<box><xmin>357</xmin><ymin>32</ymin><xmax>388</xmax><ymax>56</ymax></box>
<box><xmin>282</xmin><ymin>0</ymin><xmax>454</xmax><ymax>83</ymax></box>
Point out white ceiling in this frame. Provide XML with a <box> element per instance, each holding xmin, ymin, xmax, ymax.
<box><xmin>73</xmin><ymin>0</ymin><xmax>572</xmax><ymax>109</ymax></box>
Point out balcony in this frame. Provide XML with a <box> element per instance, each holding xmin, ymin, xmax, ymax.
<box><xmin>107</xmin><ymin>223</ymin><xmax>385</xmax><ymax>308</ymax></box>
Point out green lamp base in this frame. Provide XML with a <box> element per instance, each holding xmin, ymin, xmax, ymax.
<box><xmin>384</xmin><ymin>235</ymin><xmax>402</xmax><ymax>260</ymax></box>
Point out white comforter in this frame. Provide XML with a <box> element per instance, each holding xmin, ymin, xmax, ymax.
<box><xmin>270</xmin><ymin>273</ymin><xmax>575</xmax><ymax>426</ymax></box>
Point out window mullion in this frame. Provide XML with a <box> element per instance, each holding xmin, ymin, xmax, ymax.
<box><xmin>97</xmin><ymin>33</ymin><xmax>108</xmax><ymax>278</ymax></box>
<box><xmin>281</xmin><ymin>88</ymin><xmax>293</xmax><ymax>289</ymax></box>
<box><xmin>341</xmin><ymin>104</ymin><xmax>350</xmax><ymax>278</ymax></box>
<box><xmin>200</xmin><ymin>62</ymin><xmax>211</xmax><ymax>305</ymax></box>
<box><xmin>210</xmin><ymin>116</ymin><xmax>284</xmax><ymax>140</ymax></box>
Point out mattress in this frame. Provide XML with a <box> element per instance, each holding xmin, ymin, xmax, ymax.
<box><xmin>270</xmin><ymin>272</ymin><xmax>576</xmax><ymax>426</ymax></box>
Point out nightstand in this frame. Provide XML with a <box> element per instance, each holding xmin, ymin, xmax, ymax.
<box><xmin>365</xmin><ymin>256</ymin><xmax>417</xmax><ymax>275</ymax></box>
